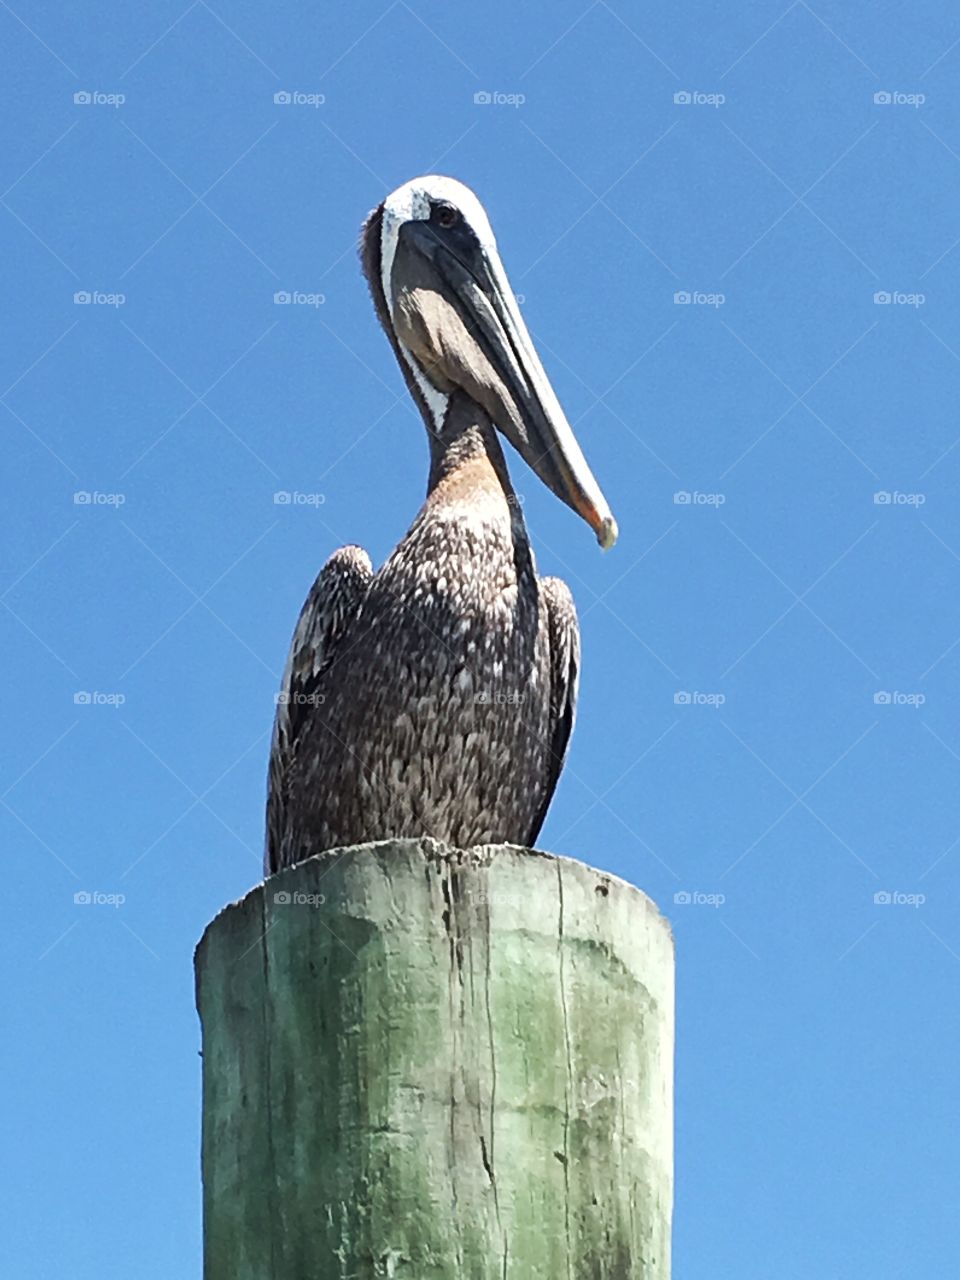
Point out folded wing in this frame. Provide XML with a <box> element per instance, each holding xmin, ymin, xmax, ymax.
<box><xmin>525</xmin><ymin>575</ymin><xmax>581</xmax><ymax>847</ymax></box>
<box><xmin>265</xmin><ymin>545</ymin><xmax>373</xmax><ymax>874</ymax></box>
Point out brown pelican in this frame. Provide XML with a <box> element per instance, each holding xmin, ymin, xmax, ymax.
<box><xmin>266</xmin><ymin>176</ymin><xmax>617</xmax><ymax>874</ymax></box>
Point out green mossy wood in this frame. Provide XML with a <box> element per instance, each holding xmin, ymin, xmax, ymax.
<box><xmin>195</xmin><ymin>839</ymin><xmax>674</xmax><ymax>1279</ymax></box>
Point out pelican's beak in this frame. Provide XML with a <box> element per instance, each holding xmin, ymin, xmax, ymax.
<box><xmin>394</xmin><ymin>219</ymin><xmax>618</xmax><ymax>549</ymax></box>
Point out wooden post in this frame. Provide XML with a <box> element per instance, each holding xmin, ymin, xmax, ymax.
<box><xmin>195</xmin><ymin>838</ymin><xmax>674</xmax><ymax>1278</ymax></box>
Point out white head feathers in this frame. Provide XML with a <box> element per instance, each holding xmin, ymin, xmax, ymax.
<box><xmin>379</xmin><ymin>176</ymin><xmax>497</xmax><ymax>432</ymax></box>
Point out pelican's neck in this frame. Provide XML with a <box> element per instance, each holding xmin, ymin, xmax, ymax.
<box><xmin>426</xmin><ymin>391</ymin><xmax>515</xmax><ymax>500</ymax></box>
<box><xmin>419</xmin><ymin>392</ymin><xmax>534</xmax><ymax>580</ymax></box>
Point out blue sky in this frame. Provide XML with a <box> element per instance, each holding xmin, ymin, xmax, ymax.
<box><xmin>3</xmin><ymin>1</ymin><xmax>959</xmax><ymax>1274</ymax></box>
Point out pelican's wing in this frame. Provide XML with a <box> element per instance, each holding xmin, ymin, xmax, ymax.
<box><xmin>526</xmin><ymin>575</ymin><xmax>581</xmax><ymax>847</ymax></box>
<box><xmin>265</xmin><ymin>544</ymin><xmax>373</xmax><ymax>875</ymax></box>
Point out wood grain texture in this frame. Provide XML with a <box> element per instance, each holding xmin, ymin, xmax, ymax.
<box><xmin>196</xmin><ymin>839</ymin><xmax>674</xmax><ymax>1279</ymax></box>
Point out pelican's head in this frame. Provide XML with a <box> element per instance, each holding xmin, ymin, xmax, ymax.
<box><xmin>361</xmin><ymin>175</ymin><xmax>617</xmax><ymax>550</ymax></box>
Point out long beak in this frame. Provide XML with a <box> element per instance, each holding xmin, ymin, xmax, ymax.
<box><xmin>401</xmin><ymin>222</ymin><xmax>618</xmax><ymax>549</ymax></box>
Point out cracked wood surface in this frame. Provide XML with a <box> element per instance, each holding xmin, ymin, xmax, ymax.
<box><xmin>195</xmin><ymin>839</ymin><xmax>674</xmax><ymax>1279</ymax></box>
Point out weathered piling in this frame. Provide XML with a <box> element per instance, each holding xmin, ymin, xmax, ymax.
<box><xmin>196</xmin><ymin>838</ymin><xmax>674</xmax><ymax>1278</ymax></box>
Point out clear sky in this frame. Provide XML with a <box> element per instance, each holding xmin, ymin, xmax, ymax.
<box><xmin>2</xmin><ymin>1</ymin><xmax>958</xmax><ymax>1275</ymax></box>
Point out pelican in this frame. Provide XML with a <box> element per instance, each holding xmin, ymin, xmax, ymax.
<box><xmin>266</xmin><ymin>176</ymin><xmax>617</xmax><ymax>874</ymax></box>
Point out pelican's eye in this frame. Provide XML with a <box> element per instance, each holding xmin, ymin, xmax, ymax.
<box><xmin>434</xmin><ymin>202</ymin><xmax>460</xmax><ymax>229</ymax></box>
